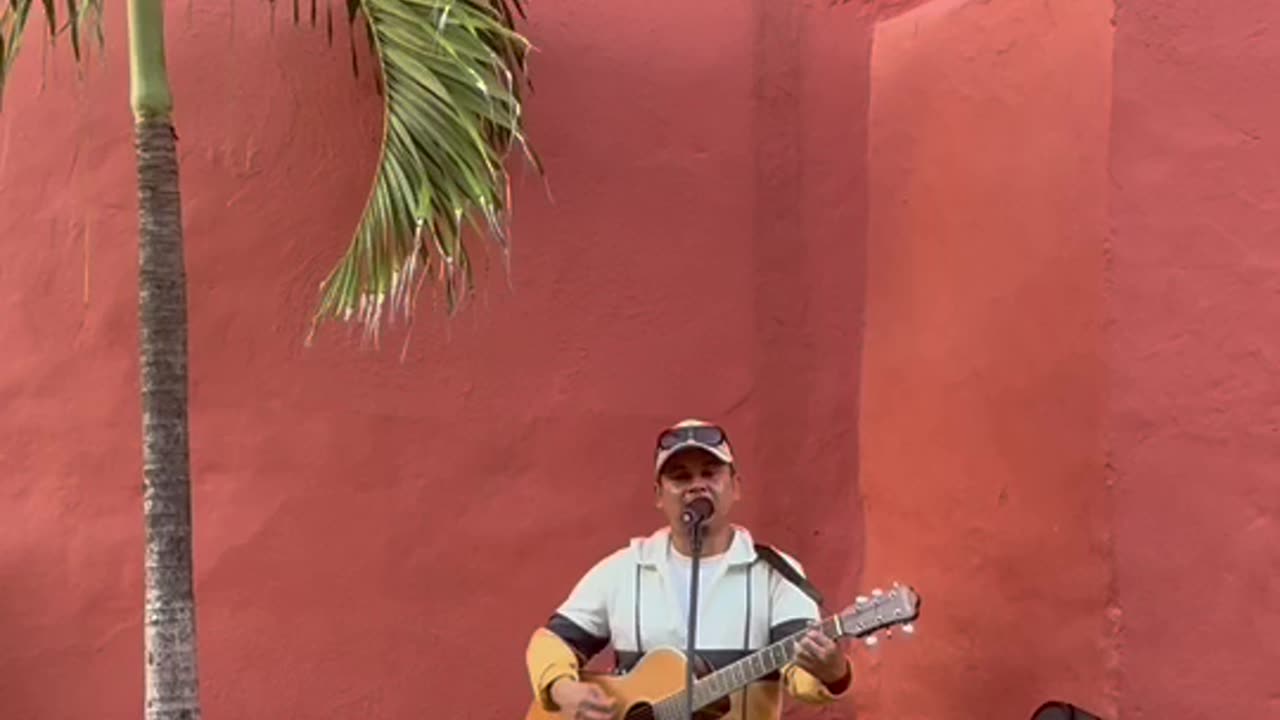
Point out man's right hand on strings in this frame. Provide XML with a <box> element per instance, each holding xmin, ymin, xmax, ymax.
<box><xmin>550</xmin><ymin>679</ymin><xmax>617</xmax><ymax>720</ymax></box>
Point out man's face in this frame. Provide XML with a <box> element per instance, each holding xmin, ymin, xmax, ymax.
<box><xmin>654</xmin><ymin>448</ymin><xmax>740</xmax><ymax>533</ymax></box>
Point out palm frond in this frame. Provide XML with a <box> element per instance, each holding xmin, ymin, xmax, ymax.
<box><xmin>0</xmin><ymin>0</ymin><xmax>105</xmax><ymax>110</ymax></box>
<box><xmin>304</xmin><ymin>0</ymin><xmax>540</xmax><ymax>345</ymax></box>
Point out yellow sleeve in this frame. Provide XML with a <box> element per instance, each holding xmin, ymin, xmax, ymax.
<box><xmin>782</xmin><ymin>656</ymin><xmax>853</xmax><ymax>705</ymax></box>
<box><xmin>525</xmin><ymin>628</ymin><xmax>581</xmax><ymax>711</ymax></box>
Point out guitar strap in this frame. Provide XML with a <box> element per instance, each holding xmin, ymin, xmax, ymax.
<box><xmin>753</xmin><ymin>543</ymin><xmax>824</xmax><ymax>607</ymax></box>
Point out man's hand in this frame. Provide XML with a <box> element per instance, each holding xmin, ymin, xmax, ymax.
<box><xmin>550</xmin><ymin>679</ymin><xmax>617</xmax><ymax>720</ymax></box>
<box><xmin>793</xmin><ymin>628</ymin><xmax>851</xmax><ymax>687</ymax></box>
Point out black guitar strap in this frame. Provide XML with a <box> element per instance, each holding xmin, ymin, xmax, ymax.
<box><xmin>753</xmin><ymin>543</ymin><xmax>824</xmax><ymax>607</ymax></box>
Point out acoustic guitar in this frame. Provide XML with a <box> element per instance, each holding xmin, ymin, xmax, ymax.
<box><xmin>523</xmin><ymin>583</ymin><xmax>921</xmax><ymax>720</ymax></box>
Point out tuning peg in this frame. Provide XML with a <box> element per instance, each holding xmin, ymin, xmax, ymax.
<box><xmin>871</xmin><ymin>588</ymin><xmax>884</xmax><ymax>597</ymax></box>
<box><xmin>855</xmin><ymin>595</ymin><xmax>869</xmax><ymax>605</ymax></box>
<box><xmin>902</xmin><ymin>623</ymin><xmax>915</xmax><ymax>635</ymax></box>
<box><xmin>864</xmin><ymin>634</ymin><xmax>879</xmax><ymax>647</ymax></box>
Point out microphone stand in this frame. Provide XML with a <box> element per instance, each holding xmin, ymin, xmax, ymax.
<box><xmin>683</xmin><ymin>517</ymin><xmax>704</xmax><ymax>720</ymax></box>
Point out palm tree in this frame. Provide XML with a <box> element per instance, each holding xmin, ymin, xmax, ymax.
<box><xmin>0</xmin><ymin>2</ymin><xmax>536</xmax><ymax>719</ymax></box>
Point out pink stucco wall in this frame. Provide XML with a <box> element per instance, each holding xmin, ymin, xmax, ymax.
<box><xmin>1</xmin><ymin>0</ymin><xmax>1275</xmax><ymax>719</ymax></box>
<box><xmin>862</xmin><ymin>0</ymin><xmax>1279</xmax><ymax>718</ymax></box>
<box><xmin>1</xmin><ymin>2</ymin><xmax>869</xmax><ymax>719</ymax></box>
<box><xmin>1108</xmin><ymin>0</ymin><xmax>1280</xmax><ymax>716</ymax></box>
<box><xmin>862</xmin><ymin>0</ymin><xmax>1115</xmax><ymax>716</ymax></box>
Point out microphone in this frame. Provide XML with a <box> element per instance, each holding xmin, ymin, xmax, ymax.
<box><xmin>681</xmin><ymin>497</ymin><xmax>714</xmax><ymax>526</ymax></box>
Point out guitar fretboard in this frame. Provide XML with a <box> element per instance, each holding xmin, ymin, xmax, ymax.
<box><xmin>652</xmin><ymin>615</ymin><xmax>842</xmax><ymax>718</ymax></box>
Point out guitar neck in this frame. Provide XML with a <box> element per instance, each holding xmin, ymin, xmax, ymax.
<box><xmin>659</xmin><ymin>615</ymin><xmax>843</xmax><ymax>714</ymax></box>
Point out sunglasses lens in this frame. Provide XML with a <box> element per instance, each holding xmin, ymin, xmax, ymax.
<box><xmin>692</xmin><ymin>427</ymin><xmax>724</xmax><ymax>445</ymax></box>
<box><xmin>658</xmin><ymin>426</ymin><xmax>725</xmax><ymax>450</ymax></box>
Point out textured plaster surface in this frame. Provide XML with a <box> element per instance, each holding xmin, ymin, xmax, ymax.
<box><xmin>1108</xmin><ymin>0</ymin><xmax>1280</xmax><ymax>717</ymax></box>
<box><xmin>861</xmin><ymin>0</ymin><xmax>1116</xmax><ymax>717</ymax></box>
<box><xmin>3</xmin><ymin>0</ymin><xmax>1278</xmax><ymax>718</ymax></box>
<box><xmin>0</xmin><ymin>1</ymin><xmax>868</xmax><ymax>718</ymax></box>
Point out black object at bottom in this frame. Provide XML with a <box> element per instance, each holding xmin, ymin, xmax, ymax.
<box><xmin>1031</xmin><ymin>700</ymin><xmax>1105</xmax><ymax>720</ymax></box>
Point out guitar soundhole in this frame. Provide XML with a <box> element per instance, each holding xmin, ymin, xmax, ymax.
<box><xmin>622</xmin><ymin>702</ymin><xmax>656</xmax><ymax>720</ymax></box>
<box><xmin>619</xmin><ymin>701</ymin><xmax>729</xmax><ymax>720</ymax></box>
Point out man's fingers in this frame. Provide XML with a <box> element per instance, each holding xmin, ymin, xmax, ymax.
<box><xmin>802</xmin><ymin>630</ymin><xmax>839</xmax><ymax>662</ymax></box>
<box><xmin>800</xmin><ymin>635</ymin><xmax>825</xmax><ymax>654</ymax></box>
<box><xmin>572</xmin><ymin>688</ymin><xmax>616</xmax><ymax>720</ymax></box>
<box><xmin>807</xmin><ymin>630</ymin><xmax>835</xmax><ymax>649</ymax></box>
<box><xmin>585</xmin><ymin>687</ymin><xmax>612</xmax><ymax>702</ymax></box>
<box><xmin>796</xmin><ymin>632</ymin><xmax>844</xmax><ymax>677</ymax></box>
<box><xmin>795</xmin><ymin>639</ymin><xmax>819</xmax><ymax>667</ymax></box>
<box><xmin>581</xmin><ymin>696</ymin><xmax>614</xmax><ymax>712</ymax></box>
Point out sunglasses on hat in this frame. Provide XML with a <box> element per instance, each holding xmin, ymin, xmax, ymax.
<box><xmin>656</xmin><ymin>424</ymin><xmax>728</xmax><ymax>450</ymax></box>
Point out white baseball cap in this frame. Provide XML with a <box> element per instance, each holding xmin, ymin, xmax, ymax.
<box><xmin>653</xmin><ymin>418</ymin><xmax>735</xmax><ymax>476</ymax></box>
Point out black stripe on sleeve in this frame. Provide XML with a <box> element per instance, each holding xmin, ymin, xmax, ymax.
<box><xmin>769</xmin><ymin>618</ymin><xmax>812</xmax><ymax>644</ymax></box>
<box><xmin>546</xmin><ymin>613</ymin><xmax>610</xmax><ymax>661</ymax></box>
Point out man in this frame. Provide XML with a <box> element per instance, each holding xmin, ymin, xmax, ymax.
<box><xmin>525</xmin><ymin>419</ymin><xmax>853</xmax><ymax>719</ymax></box>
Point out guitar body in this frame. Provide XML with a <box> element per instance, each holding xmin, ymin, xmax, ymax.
<box><xmin>522</xmin><ymin>583</ymin><xmax>921</xmax><ymax>720</ymax></box>
<box><xmin>523</xmin><ymin>647</ymin><xmax>733</xmax><ymax>720</ymax></box>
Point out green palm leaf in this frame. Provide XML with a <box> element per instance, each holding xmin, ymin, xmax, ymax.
<box><xmin>0</xmin><ymin>0</ymin><xmax>105</xmax><ymax>108</ymax></box>
<box><xmin>303</xmin><ymin>0</ymin><xmax>541</xmax><ymax>345</ymax></box>
<box><xmin>4</xmin><ymin>0</ymin><xmax>539</xmax><ymax>346</ymax></box>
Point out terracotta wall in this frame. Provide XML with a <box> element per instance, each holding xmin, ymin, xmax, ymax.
<box><xmin>1</xmin><ymin>0</ymin><xmax>1275</xmax><ymax>719</ymax></box>
<box><xmin>861</xmin><ymin>0</ymin><xmax>1115</xmax><ymax>717</ymax></box>
<box><xmin>1108</xmin><ymin>0</ymin><xmax>1280</xmax><ymax>717</ymax></box>
<box><xmin>0</xmin><ymin>2</ymin><xmax>868</xmax><ymax>719</ymax></box>
<box><xmin>860</xmin><ymin>0</ymin><xmax>1279</xmax><ymax>718</ymax></box>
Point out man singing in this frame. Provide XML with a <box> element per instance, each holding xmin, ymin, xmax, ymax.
<box><xmin>525</xmin><ymin>419</ymin><xmax>853</xmax><ymax>719</ymax></box>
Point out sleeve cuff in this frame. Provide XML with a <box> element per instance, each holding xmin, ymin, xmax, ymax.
<box><xmin>536</xmin><ymin>667</ymin><xmax>579</xmax><ymax>710</ymax></box>
<box><xmin>527</xmin><ymin>628</ymin><xmax>583</xmax><ymax>711</ymax></box>
<box><xmin>783</xmin><ymin>657</ymin><xmax>853</xmax><ymax>704</ymax></box>
<box><xmin>821</xmin><ymin>659</ymin><xmax>853</xmax><ymax>695</ymax></box>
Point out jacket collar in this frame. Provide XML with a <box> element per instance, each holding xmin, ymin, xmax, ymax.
<box><xmin>632</xmin><ymin>524</ymin><xmax>759</xmax><ymax>567</ymax></box>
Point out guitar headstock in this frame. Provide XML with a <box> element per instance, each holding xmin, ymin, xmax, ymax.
<box><xmin>836</xmin><ymin>583</ymin><xmax>921</xmax><ymax>646</ymax></box>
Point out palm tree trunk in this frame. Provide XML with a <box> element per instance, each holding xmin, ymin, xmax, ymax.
<box><xmin>129</xmin><ymin>1</ymin><xmax>201</xmax><ymax>719</ymax></box>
